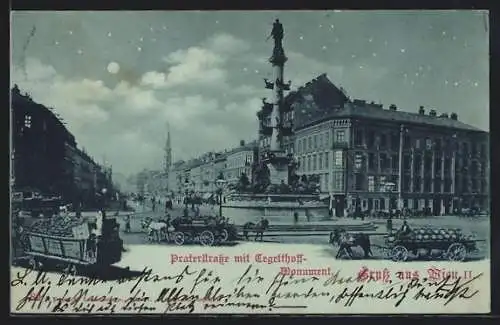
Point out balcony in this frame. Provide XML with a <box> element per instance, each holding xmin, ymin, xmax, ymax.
<box><xmin>332</xmin><ymin>141</ymin><xmax>349</xmax><ymax>149</ymax></box>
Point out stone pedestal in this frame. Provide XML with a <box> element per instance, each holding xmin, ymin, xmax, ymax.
<box><xmin>267</xmin><ymin>162</ymin><xmax>289</xmax><ymax>185</ymax></box>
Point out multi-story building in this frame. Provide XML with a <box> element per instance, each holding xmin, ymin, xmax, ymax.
<box><xmin>223</xmin><ymin>141</ymin><xmax>256</xmax><ymax>185</ymax></box>
<box><xmin>12</xmin><ymin>86</ymin><xmax>77</xmax><ymax>202</ymax></box>
<box><xmin>293</xmin><ymin>84</ymin><xmax>489</xmax><ymax>216</ymax></box>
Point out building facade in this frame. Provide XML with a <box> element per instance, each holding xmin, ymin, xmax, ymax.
<box><xmin>294</xmin><ymin>97</ymin><xmax>489</xmax><ymax>216</ymax></box>
<box><xmin>224</xmin><ymin>142</ymin><xmax>255</xmax><ymax>185</ymax></box>
<box><xmin>12</xmin><ymin>86</ymin><xmax>115</xmax><ymax>207</ymax></box>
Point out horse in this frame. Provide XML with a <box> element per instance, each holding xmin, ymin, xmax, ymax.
<box><xmin>329</xmin><ymin>229</ymin><xmax>373</xmax><ymax>259</ymax></box>
<box><xmin>141</xmin><ymin>217</ymin><xmax>168</xmax><ymax>242</ymax></box>
<box><xmin>242</xmin><ymin>219</ymin><xmax>270</xmax><ymax>241</ymax></box>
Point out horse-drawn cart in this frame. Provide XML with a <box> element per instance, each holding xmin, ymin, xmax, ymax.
<box><xmin>384</xmin><ymin>228</ymin><xmax>479</xmax><ymax>262</ymax></box>
<box><xmin>170</xmin><ymin>216</ymin><xmax>238</xmax><ymax>246</ymax></box>
<box><xmin>21</xmin><ymin>214</ymin><xmax>123</xmax><ymax>274</ymax></box>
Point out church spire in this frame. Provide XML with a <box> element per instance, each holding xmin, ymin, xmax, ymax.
<box><xmin>164</xmin><ymin>123</ymin><xmax>172</xmax><ymax>176</ymax></box>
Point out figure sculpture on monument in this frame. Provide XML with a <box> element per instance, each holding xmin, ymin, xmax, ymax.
<box><xmin>270</xmin><ymin>19</ymin><xmax>284</xmax><ymax>45</ymax></box>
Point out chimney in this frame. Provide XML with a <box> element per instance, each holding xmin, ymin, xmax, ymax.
<box><xmin>429</xmin><ymin>109</ymin><xmax>437</xmax><ymax>117</ymax></box>
<box><xmin>439</xmin><ymin>113</ymin><xmax>449</xmax><ymax>118</ymax></box>
<box><xmin>418</xmin><ymin>106</ymin><xmax>425</xmax><ymax>115</ymax></box>
<box><xmin>240</xmin><ymin>140</ymin><xmax>245</xmax><ymax>147</ymax></box>
<box><xmin>450</xmin><ymin>112</ymin><xmax>458</xmax><ymax>120</ymax></box>
<box><xmin>389</xmin><ymin>104</ymin><xmax>397</xmax><ymax>111</ymax></box>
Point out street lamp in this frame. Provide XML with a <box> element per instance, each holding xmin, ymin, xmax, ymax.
<box><xmin>101</xmin><ymin>188</ymin><xmax>108</xmax><ymax>216</ymax></box>
<box><xmin>215</xmin><ymin>178</ymin><xmax>227</xmax><ymax>217</ymax></box>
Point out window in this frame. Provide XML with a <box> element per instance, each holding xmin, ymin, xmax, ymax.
<box><xmin>333</xmin><ymin>172</ymin><xmax>344</xmax><ymax>190</ymax></box>
<box><xmin>354</xmin><ymin>153</ymin><xmax>363</xmax><ymax>170</ymax></box>
<box><xmin>308</xmin><ymin>137</ymin><xmax>312</xmax><ymax>150</ymax></box>
<box><xmin>307</xmin><ymin>156</ymin><xmax>311</xmax><ymax>172</ymax></box>
<box><xmin>368</xmin><ymin>176</ymin><xmax>375</xmax><ymax>192</ymax></box>
<box><xmin>380</xmin><ymin>153</ymin><xmax>388</xmax><ymax>170</ymax></box>
<box><xmin>415</xmin><ymin>139</ymin><xmax>421</xmax><ymax>149</ymax></box>
<box><xmin>392</xmin><ymin>154</ymin><xmax>399</xmax><ymax>170</ymax></box>
<box><xmin>314</xmin><ymin>135</ymin><xmax>318</xmax><ymax>149</ymax></box>
<box><xmin>318</xmin><ymin>153</ymin><xmax>323</xmax><ymax>169</ymax></box>
<box><xmin>24</xmin><ymin>114</ymin><xmax>32</xmax><ymax>128</ymax></box>
<box><xmin>334</xmin><ymin>151</ymin><xmax>343</xmax><ymax>167</ymax></box>
<box><xmin>296</xmin><ymin>140</ymin><xmax>301</xmax><ymax>153</ymax></box>
<box><xmin>324</xmin><ymin>152</ymin><xmax>329</xmax><ymax>168</ymax></box>
<box><xmin>319</xmin><ymin>133</ymin><xmax>323</xmax><ymax>148</ymax></box>
<box><xmin>391</xmin><ymin>133</ymin><xmax>399</xmax><ymax>151</ymax></box>
<box><xmin>378</xmin><ymin>176</ymin><xmax>387</xmax><ymax>192</ymax></box>
<box><xmin>325</xmin><ymin>131</ymin><xmax>330</xmax><ymax>147</ymax></box>
<box><xmin>336</xmin><ymin>130</ymin><xmax>345</xmax><ymax>143</ymax></box>
<box><xmin>367</xmin><ymin>130</ymin><xmax>375</xmax><ymax>148</ymax></box>
<box><xmin>354</xmin><ymin>128</ymin><xmax>363</xmax><ymax>146</ymax></box>
<box><xmin>425</xmin><ymin>138</ymin><xmax>433</xmax><ymax>150</ymax></box>
<box><xmin>380</xmin><ymin>134</ymin><xmax>387</xmax><ymax>148</ymax></box>
<box><xmin>368</xmin><ymin>153</ymin><xmax>375</xmax><ymax>170</ymax></box>
<box><xmin>313</xmin><ymin>154</ymin><xmax>317</xmax><ymax>170</ymax></box>
<box><xmin>355</xmin><ymin>174</ymin><xmax>364</xmax><ymax>190</ymax></box>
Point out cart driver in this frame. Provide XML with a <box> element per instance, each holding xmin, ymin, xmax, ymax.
<box><xmin>399</xmin><ymin>220</ymin><xmax>412</xmax><ymax>236</ymax></box>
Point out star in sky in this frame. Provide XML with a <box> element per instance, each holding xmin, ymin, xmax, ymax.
<box><xmin>215</xmin><ymin>20</ymin><xmax>219</xmax><ymax>24</ymax></box>
<box><xmin>77</xmin><ymin>49</ymin><xmax>83</xmax><ymax>55</ymax></box>
<box><xmin>107</xmin><ymin>32</ymin><xmax>112</xmax><ymax>37</ymax></box>
<box><xmin>319</xmin><ymin>24</ymin><xmax>323</xmax><ymax>28</ymax></box>
<box><xmin>54</xmin><ymin>40</ymin><xmax>59</xmax><ymax>45</ymax></box>
<box><xmin>162</xmin><ymin>25</ymin><xmax>167</xmax><ymax>30</ymax></box>
<box><xmin>68</xmin><ymin>30</ymin><xmax>73</xmax><ymax>35</ymax></box>
<box><xmin>372</xmin><ymin>52</ymin><xmax>377</xmax><ymax>57</ymax></box>
<box><xmin>351</xmin><ymin>54</ymin><xmax>356</xmax><ymax>58</ymax></box>
<box><xmin>453</xmin><ymin>81</ymin><xmax>459</xmax><ymax>86</ymax></box>
<box><xmin>445</xmin><ymin>80</ymin><xmax>449</xmax><ymax>85</ymax></box>
<box><xmin>442</xmin><ymin>31</ymin><xmax>447</xmax><ymax>36</ymax></box>
<box><xmin>299</xmin><ymin>35</ymin><xmax>304</xmax><ymax>40</ymax></box>
<box><xmin>254</xmin><ymin>69</ymin><xmax>259</xmax><ymax>74</ymax></box>
<box><xmin>330</xmin><ymin>24</ymin><xmax>334</xmax><ymax>29</ymax></box>
<box><xmin>243</xmin><ymin>67</ymin><xmax>248</xmax><ymax>72</ymax></box>
<box><xmin>322</xmin><ymin>45</ymin><xmax>327</xmax><ymax>50</ymax></box>
<box><xmin>368</xmin><ymin>37</ymin><xmax>373</xmax><ymax>43</ymax></box>
<box><xmin>473</xmin><ymin>82</ymin><xmax>479</xmax><ymax>87</ymax></box>
<box><xmin>137</xmin><ymin>46</ymin><xmax>142</xmax><ymax>52</ymax></box>
<box><xmin>139</xmin><ymin>37</ymin><xmax>144</xmax><ymax>42</ymax></box>
<box><xmin>400</xmin><ymin>48</ymin><xmax>406</xmax><ymax>53</ymax></box>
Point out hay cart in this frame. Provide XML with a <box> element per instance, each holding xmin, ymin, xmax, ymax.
<box><xmin>384</xmin><ymin>228</ymin><xmax>479</xmax><ymax>262</ymax></box>
<box><xmin>171</xmin><ymin>217</ymin><xmax>237</xmax><ymax>246</ymax></box>
<box><xmin>21</xmin><ymin>215</ymin><xmax>123</xmax><ymax>274</ymax></box>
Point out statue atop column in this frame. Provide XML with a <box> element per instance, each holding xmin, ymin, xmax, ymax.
<box><xmin>268</xmin><ymin>19</ymin><xmax>287</xmax><ymax>64</ymax></box>
<box><xmin>270</xmin><ymin>19</ymin><xmax>284</xmax><ymax>47</ymax></box>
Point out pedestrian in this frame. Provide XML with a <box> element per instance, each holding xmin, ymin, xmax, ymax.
<box><xmin>386</xmin><ymin>217</ymin><xmax>393</xmax><ymax>234</ymax></box>
<box><xmin>125</xmin><ymin>215</ymin><xmax>131</xmax><ymax>233</ymax></box>
<box><xmin>293</xmin><ymin>211</ymin><xmax>299</xmax><ymax>225</ymax></box>
<box><xmin>305</xmin><ymin>209</ymin><xmax>310</xmax><ymax>222</ymax></box>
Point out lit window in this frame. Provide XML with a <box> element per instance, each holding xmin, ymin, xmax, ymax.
<box><xmin>24</xmin><ymin>114</ymin><xmax>32</xmax><ymax>128</ymax></box>
<box><xmin>336</xmin><ymin>130</ymin><xmax>345</xmax><ymax>143</ymax></box>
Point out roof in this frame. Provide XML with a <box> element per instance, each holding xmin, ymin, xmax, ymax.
<box><xmin>289</xmin><ymin>76</ymin><xmax>485</xmax><ymax>133</ymax></box>
<box><xmin>296</xmin><ymin>101</ymin><xmax>485</xmax><ymax>133</ymax></box>
<box><xmin>226</xmin><ymin>140</ymin><xmax>258</xmax><ymax>156</ymax></box>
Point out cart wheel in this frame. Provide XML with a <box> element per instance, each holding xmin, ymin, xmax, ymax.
<box><xmin>200</xmin><ymin>230</ymin><xmax>215</xmax><ymax>246</ymax></box>
<box><xmin>173</xmin><ymin>232</ymin><xmax>185</xmax><ymax>246</ymax></box>
<box><xmin>219</xmin><ymin>229</ymin><xmax>229</xmax><ymax>242</ymax></box>
<box><xmin>446</xmin><ymin>243</ymin><xmax>467</xmax><ymax>262</ymax></box>
<box><xmin>390</xmin><ymin>245</ymin><xmax>409</xmax><ymax>262</ymax></box>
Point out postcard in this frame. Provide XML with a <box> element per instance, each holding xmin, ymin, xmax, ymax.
<box><xmin>10</xmin><ymin>10</ymin><xmax>490</xmax><ymax>314</ymax></box>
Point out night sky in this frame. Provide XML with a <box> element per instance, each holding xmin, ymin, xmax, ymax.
<box><xmin>10</xmin><ymin>11</ymin><xmax>489</xmax><ymax>177</ymax></box>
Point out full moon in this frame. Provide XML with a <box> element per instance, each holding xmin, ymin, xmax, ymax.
<box><xmin>107</xmin><ymin>62</ymin><xmax>120</xmax><ymax>74</ymax></box>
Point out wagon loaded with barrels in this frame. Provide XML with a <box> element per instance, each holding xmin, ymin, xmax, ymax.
<box><xmin>384</xmin><ymin>227</ymin><xmax>479</xmax><ymax>262</ymax></box>
<box><xmin>21</xmin><ymin>214</ymin><xmax>123</xmax><ymax>274</ymax></box>
<box><xmin>170</xmin><ymin>216</ymin><xmax>238</xmax><ymax>246</ymax></box>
